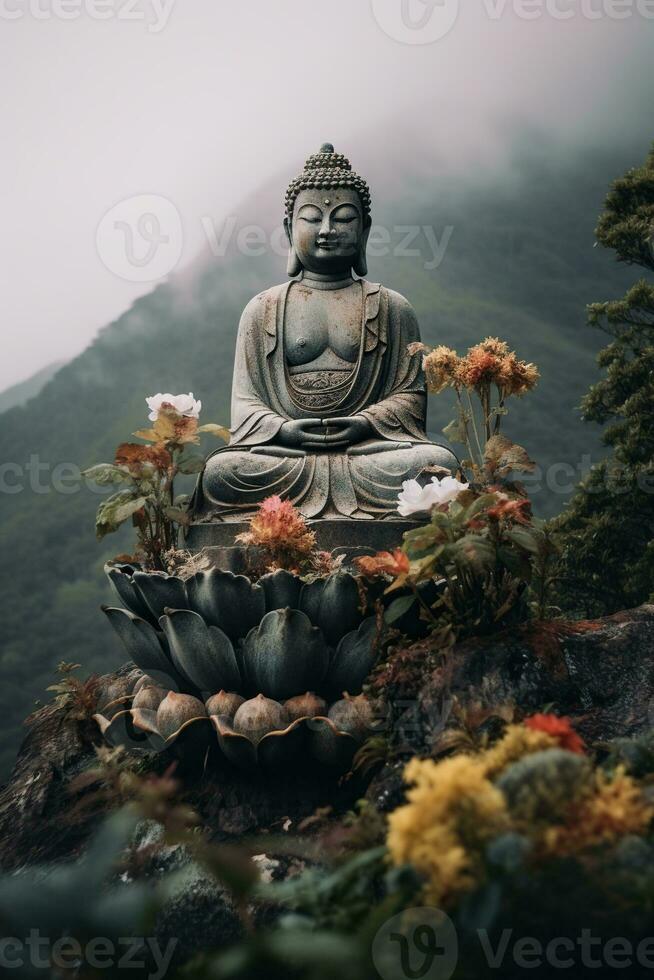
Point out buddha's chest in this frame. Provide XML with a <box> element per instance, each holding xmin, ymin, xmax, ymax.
<box><xmin>284</xmin><ymin>285</ymin><xmax>362</xmax><ymax>366</ymax></box>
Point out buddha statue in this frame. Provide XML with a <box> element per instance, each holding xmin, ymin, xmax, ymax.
<box><xmin>189</xmin><ymin>144</ymin><xmax>457</xmax><ymax>550</ymax></box>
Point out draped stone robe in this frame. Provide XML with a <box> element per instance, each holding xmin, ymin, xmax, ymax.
<box><xmin>193</xmin><ymin>279</ymin><xmax>457</xmax><ymax>522</ymax></box>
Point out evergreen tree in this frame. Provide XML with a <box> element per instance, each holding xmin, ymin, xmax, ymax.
<box><xmin>556</xmin><ymin>144</ymin><xmax>654</xmax><ymax>615</ymax></box>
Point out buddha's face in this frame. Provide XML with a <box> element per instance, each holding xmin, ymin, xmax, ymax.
<box><xmin>287</xmin><ymin>188</ymin><xmax>368</xmax><ymax>275</ymax></box>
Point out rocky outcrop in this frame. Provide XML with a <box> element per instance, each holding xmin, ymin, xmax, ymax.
<box><xmin>2</xmin><ymin>606</ymin><xmax>654</xmax><ymax>874</ymax></box>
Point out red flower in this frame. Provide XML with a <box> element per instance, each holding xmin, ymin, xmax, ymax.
<box><xmin>355</xmin><ymin>549</ymin><xmax>410</xmax><ymax>579</ymax></box>
<box><xmin>524</xmin><ymin>714</ymin><xmax>586</xmax><ymax>754</ymax></box>
<box><xmin>487</xmin><ymin>497</ymin><xmax>532</xmax><ymax>526</ymax></box>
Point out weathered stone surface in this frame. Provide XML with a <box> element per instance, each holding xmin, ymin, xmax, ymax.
<box><xmin>366</xmin><ymin>605</ymin><xmax>654</xmax><ymax>811</ymax></box>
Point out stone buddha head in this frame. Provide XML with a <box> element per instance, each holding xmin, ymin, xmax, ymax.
<box><xmin>284</xmin><ymin>144</ymin><xmax>372</xmax><ymax>279</ymax></box>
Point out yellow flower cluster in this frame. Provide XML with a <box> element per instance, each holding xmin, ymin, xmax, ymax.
<box><xmin>387</xmin><ymin>755</ymin><xmax>509</xmax><ymax>906</ymax></box>
<box><xmin>483</xmin><ymin>724</ymin><xmax>558</xmax><ymax>777</ymax></box>
<box><xmin>387</xmin><ymin>720</ymin><xmax>654</xmax><ymax>908</ymax></box>
<box><xmin>542</xmin><ymin>767</ymin><xmax>654</xmax><ymax>857</ymax></box>
<box><xmin>421</xmin><ymin>337</ymin><xmax>539</xmax><ymax>397</ymax></box>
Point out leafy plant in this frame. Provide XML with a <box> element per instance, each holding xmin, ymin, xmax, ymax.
<box><xmin>83</xmin><ymin>394</ymin><xmax>228</xmax><ymax>569</ymax></box>
<box><xmin>379</xmin><ymin>487</ymin><xmax>553</xmax><ymax>641</ymax></box>
<box><xmin>43</xmin><ymin>661</ymin><xmax>101</xmax><ymax>724</ymax></box>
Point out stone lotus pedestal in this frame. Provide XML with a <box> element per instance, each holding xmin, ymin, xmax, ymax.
<box><xmin>95</xmin><ymin>561</ymin><xmax>428</xmax><ymax>774</ymax></box>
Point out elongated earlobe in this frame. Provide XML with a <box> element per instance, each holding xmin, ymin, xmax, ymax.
<box><xmin>353</xmin><ymin>224</ymin><xmax>371</xmax><ymax>278</ymax></box>
<box><xmin>287</xmin><ymin>246</ymin><xmax>302</xmax><ymax>277</ymax></box>
<box><xmin>353</xmin><ymin>247</ymin><xmax>368</xmax><ymax>277</ymax></box>
<box><xmin>284</xmin><ymin>216</ymin><xmax>302</xmax><ymax>277</ymax></box>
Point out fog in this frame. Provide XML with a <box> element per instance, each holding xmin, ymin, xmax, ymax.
<box><xmin>1</xmin><ymin>0</ymin><xmax>653</xmax><ymax>390</ymax></box>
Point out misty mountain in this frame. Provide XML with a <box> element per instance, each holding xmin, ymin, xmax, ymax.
<box><xmin>0</xmin><ymin>361</ymin><xmax>66</xmax><ymax>415</ymax></box>
<box><xmin>0</xmin><ymin>132</ymin><xmax>644</xmax><ymax>778</ymax></box>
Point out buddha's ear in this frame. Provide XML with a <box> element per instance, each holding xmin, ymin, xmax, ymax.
<box><xmin>284</xmin><ymin>216</ymin><xmax>302</xmax><ymax>277</ymax></box>
<box><xmin>353</xmin><ymin>221</ymin><xmax>371</xmax><ymax>278</ymax></box>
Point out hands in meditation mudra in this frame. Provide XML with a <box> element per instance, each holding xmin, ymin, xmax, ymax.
<box><xmin>192</xmin><ymin>144</ymin><xmax>457</xmax><ymax>526</ymax></box>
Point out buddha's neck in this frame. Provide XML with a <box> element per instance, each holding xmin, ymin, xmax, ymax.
<box><xmin>300</xmin><ymin>270</ymin><xmax>355</xmax><ymax>291</ymax></box>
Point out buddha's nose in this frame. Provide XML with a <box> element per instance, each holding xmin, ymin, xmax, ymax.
<box><xmin>318</xmin><ymin>214</ymin><xmax>336</xmax><ymax>239</ymax></box>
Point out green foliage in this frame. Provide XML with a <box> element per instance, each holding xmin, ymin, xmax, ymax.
<box><xmin>396</xmin><ymin>489</ymin><xmax>553</xmax><ymax>640</ymax></box>
<box><xmin>84</xmin><ymin>407</ymin><xmax>227</xmax><ymax>568</ymax></box>
<box><xmin>555</xmin><ymin>144</ymin><xmax>654</xmax><ymax>615</ymax></box>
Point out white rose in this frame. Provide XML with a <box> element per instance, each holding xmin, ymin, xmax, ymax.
<box><xmin>146</xmin><ymin>392</ymin><xmax>202</xmax><ymax>422</ymax></box>
<box><xmin>397</xmin><ymin>475</ymin><xmax>468</xmax><ymax>517</ymax></box>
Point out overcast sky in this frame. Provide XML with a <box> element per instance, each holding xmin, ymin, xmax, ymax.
<box><xmin>1</xmin><ymin>0</ymin><xmax>653</xmax><ymax>391</ymax></box>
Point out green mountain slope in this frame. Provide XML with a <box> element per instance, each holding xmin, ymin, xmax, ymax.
<box><xmin>0</xmin><ymin>136</ymin><xmax>642</xmax><ymax>778</ymax></box>
<box><xmin>0</xmin><ymin>361</ymin><xmax>66</xmax><ymax>414</ymax></box>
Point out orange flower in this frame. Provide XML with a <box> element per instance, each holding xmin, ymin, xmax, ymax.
<box><xmin>524</xmin><ymin>714</ymin><xmax>586</xmax><ymax>755</ymax></box>
<box><xmin>487</xmin><ymin>496</ymin><xmax>532</xmax><ymax>526</ymax></box>
<box><xmin>458</xmin><ymin>346</ymin><xmax>504</xmax><ymax>389</ymax></box>
<box><xmin>543</xmin><ymin>768</ymin><xmax>653</xmax><ymax>856</ymax></box>
<box><xmin>423</xmin><ymin>346</ymin><xmax>462</xmax><ymax>394</ymax></box>
<box><xmin>498</xmin><ymin>353</ymin><xmax>540</xmax><ymax>396</ymax></box>
<box><xmin>355</xmin><ymin>549</ymin><xmax>410</xmax><ymax>579</ymax></box>
<box><xmin>479</xmin><ymin>337</ymin><xmax>511</xmax><ymax>358</ymax></box>
<box><xmin>236</xmin><ymin>495</ymin><xmax>316</xmax><ymax>559</ymax></box>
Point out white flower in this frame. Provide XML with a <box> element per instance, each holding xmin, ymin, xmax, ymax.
<box><xmin>146</xmin><ymin>392</ymin><xmax>202</xmax><ymax>422</ymax></box>
<box><xmin>397</xmin><ymin>475</ymin><xmax>468</xmax><ymax>517</ymax></box>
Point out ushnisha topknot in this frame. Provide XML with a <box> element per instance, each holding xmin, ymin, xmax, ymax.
<box><xmin>285</xmin><ymin>143</ymin><xmax>372</xmax><ymax>221</ymax></box>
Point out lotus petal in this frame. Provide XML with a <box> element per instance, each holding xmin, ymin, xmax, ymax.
<box><xmin>97</xmin><ymin>674</ymin><xmax>136</xmax><ymax>711</ymax></box>
<box><xmin>284</xmin><ymin>692</ymin><xmax>327</xmax><ymax>722</ymax></box>
<box><xmin>160</xmin><ymin>609</ymin><xmax>241</xmax><ymax>695</ymax></box>
<box><xmin>205</xmin><ymin>691</ymin><xmax>245</xmax><ymax>719</ymax></box>
<box><xmin>99</xmin><ymin>695</ymin><xmax>133</xmax><ymax>720</ymax></box>
<box><xmin>328</xmin><ymin>694</ymin><xmax>378</xmax><ymax>739</ymax></box>
<box><xmin>242</xmin><ymin>608</ymin><xmax>329</xmax><ymax>701</ymax></box>
<box><xmin>212</xmin><ymin>716</ymin><xmax>258</xmax><ymax>769</ymax></box>
<box><xmin>94</xmin><ymin>709</ymin><xmax>155</xmax><ymax>752</ymax></box>
<box><xmin>185</xmin><ymin>570</ymin><xmax>265</xmax><ymax>640</ymax></box>
<box><xmin>133</xmin><ymin>706</ymin><xmax>209</xmax><ymax>754</ymax></box>
<box><xmin>258</xmin><ymin>569</ymin><xmax>302</xmax><ymax>612</ymax></box>
<box><xmin>133</xmin><ymin>571</ymin><xmax>188</xmax><ymax>621</ymax></box>
<box><xmin>129</xmin><ymin>708</ymin><xmax>167</xmax><ymax>752</ymax></box>
<box><xmin>132</xmin><ymin>685</ymin><xmax>168</xmax><ymax>711</ymax></box>
<box><xmin>299</xmin><ymin>572</ymin><xmax>362</xmax><ymax>646</ymax></box>
<box><xmin>305</xmin><ymin>717</ymin><xmax>358</xmax><ymax>769</ymax></box>
<box><xmin>326</xmin><ymin>617</ymin><xmax>380</xmax><ymax>699</ymax></box>
<box><xmin>232</xmin><ymin>694</ymin><xmax>289</xmax><ymax>742</ymax></box>
<box><xmin>133</xmin><ymin>674</ymin><xmax>160</xmax><ymax>694</ymax></box>
<box><xmin>155</xmin><ymin>691</ymin><xmax>207</xmax><ymax>740</ymax></box>
<box><xmin>104</xmin><ymin>563</ymin><xmax>154</xmax><ymax>623</ymax></box>
<box><xmin>102</xmin><ymin>606</ymin><xmax>185</xmax><ymax>690</ymax></box>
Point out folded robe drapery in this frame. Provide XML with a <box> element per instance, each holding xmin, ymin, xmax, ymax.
<box><xmin>193</xmin><ymin>279</ymin><xmax>457</xmax><ymax>521</ymax></box>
